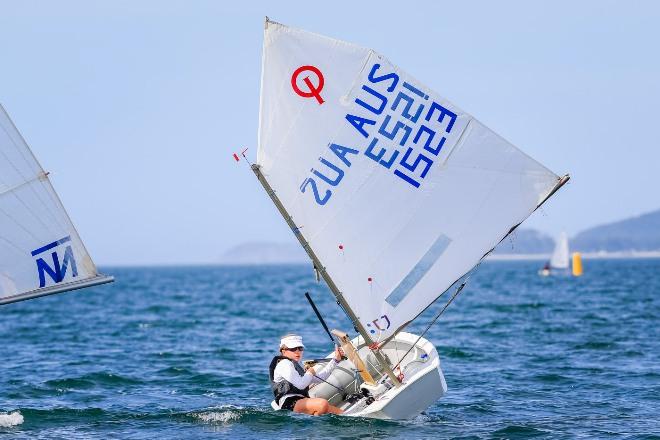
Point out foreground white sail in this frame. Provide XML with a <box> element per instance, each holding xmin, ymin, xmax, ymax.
<box><xmin>0</xmin><ymin>105</ymin><xmax>113</xmax><ymax>305</ymax></box>
<box><xmin>256</xmin><ymin>19</ymin><xmax>568</xmax><ymax>418</ymax></box>
<box><xmin>258</xmin><ymin>20</ymin><xmax>566</xmax><ymax>340</ymax></box>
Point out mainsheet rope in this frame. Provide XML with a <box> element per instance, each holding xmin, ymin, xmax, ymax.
<box><xmin>390</xmin><ymin>279</ymin><xmax>469</xmax><ymax>374</ymax></box>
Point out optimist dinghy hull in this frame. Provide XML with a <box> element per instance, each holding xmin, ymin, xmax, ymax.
<box><xmin>272</xmin><ymin>332</ymin><xmax>447</xmax><ymax>420</ymax></box>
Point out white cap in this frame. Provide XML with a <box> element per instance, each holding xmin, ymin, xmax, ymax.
<box><xmin>280</xmin><ymin>334</ymin><xmax>305</xmax><ymax>349</ymax></box>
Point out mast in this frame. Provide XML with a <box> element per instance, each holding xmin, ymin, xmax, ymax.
<box><xmin>251</xmin><ymin>164</ymin><xmax>401</xmax><ymax>386</ymax></box>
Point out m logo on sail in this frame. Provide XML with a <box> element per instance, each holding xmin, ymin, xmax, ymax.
<box><xmin>31</xmin><ymin>236</ymin><xmax>78</xmax><ymax>288</ymax></box>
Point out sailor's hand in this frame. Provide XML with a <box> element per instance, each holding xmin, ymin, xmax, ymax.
<box><xmin>334</xmin><ymin>346</ymin><xmax>344</xmax><ymax>362</ymax></box>
<box><xmin>305</xmin><ymin>365</ymin><xmax>316</xmax><ymax>375</ymax></box>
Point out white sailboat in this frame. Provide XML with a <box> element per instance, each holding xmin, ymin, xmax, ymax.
<box><xmin>550</xmin><ymin>232</ymin><xmax>570</xmax><ymax>270</ymax></box>
<box><xmin>252</xmin><ymin>19</ymin><xmax>568</xmax><ymax>419</ymax></box>
<box><xmin>539</xmin><ymin>232</ymin><xmax>570</xmax><ymax>276</ymax></box>
<box><xmin>0</xmin><ymin>104</ymin><xmax>113</xmax><ymax>305</ymax></box>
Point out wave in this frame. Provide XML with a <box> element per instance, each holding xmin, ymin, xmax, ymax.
<box><xmin>44</xmin><ymin>372</ymin><xmax>141</xmax><ymax>389</ymax></box>
<box><xmin>0</xmin><ymin>411</ymin><xmax>24</xmax><ymax>427</ymax></box>
<box><xmin>184</xmin><ymin>405</ymin><xmax>288</xmax><ymax>426</ymax></box>
<box><xmin>5</xmin><ymin>405</ymin><xmax>282</xmax><ymax>428</ymax></box>
<box><xmin>492</xmin><ymin>424</ymin><xmax>548</xmax><ymax>437</ymax></box>
<box><xmin>191</xmin><ymin>408</ymin><xmax>241</xmax><ymax>425</ymax></box>
<box><xmin>574</xmin><ymin>341</ymin><xmax>614</xmax><ymax>350</ymax></box>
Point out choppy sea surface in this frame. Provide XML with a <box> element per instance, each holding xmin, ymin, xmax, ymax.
<box><xmin>1</xmin><ymin>259</ymin><xmax>659</xmax><ymax>439</ymax></box>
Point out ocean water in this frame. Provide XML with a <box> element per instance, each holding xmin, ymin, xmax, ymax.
<box><xmin>1</xmin><ymin>259</ymin><xmax>659</xmax><ymax>439</ymax></box>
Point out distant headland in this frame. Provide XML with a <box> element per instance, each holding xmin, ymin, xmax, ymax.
<box><xmin>219</xmin><ymin>209</ymin><xmax>660</xmax><ymax>264</ymax></box>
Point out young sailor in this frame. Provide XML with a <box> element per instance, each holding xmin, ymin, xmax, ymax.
<box><xmin>269</xmin><ymin>334</ymin><xmax>344</xmax><ymax>415</ymax></box>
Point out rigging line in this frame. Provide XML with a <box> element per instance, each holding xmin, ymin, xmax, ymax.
<box><xmin>393</xmin><ymin>333</ymin><xmax>402</xmax><ymax>376</ymax></box>
<box><xmin>308</xmin><ymin>368</ymin><xmax>353</xmax><ymax>397</ymax></box>
<box><xmin>239</xmin><ymin>148</ymin><xmax>253</xmax><ymax>167</ymax></box>
<box><xmin>391</xmin><ymin>279</ymin><xmax>469</xmax><ymax>373</ymax></box>
<box><xmin>379</xmin><ymin>259</ymin><xmax>473</xmax><ymax>348</ymax></box>
<box><xmin>381</xmin><ymin>150</ymin><xmax>523</xmax><ymax>343</ymax></box>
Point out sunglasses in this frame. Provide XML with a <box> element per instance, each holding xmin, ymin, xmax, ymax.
<box><xmin>286</xmin><ymin>347</ymin><xmax>304</xmax><ymax>352</ymax></box>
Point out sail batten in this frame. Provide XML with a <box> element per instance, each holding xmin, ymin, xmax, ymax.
<box><xmin>257</xmin><ymin>21</ymin><xmax>566</xmax><ymax>340</ymax></box>
<box><xmin>0</xmin><ymin>104</ymin><xmax>112</xmax><ymax>304</ymax></box>
<box><xmin>0</xmin><ymin>171</ymin><xmax>48</xmax><ymax>198</ymax></box>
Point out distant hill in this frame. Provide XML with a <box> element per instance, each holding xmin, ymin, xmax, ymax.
<box><xmin>219</xmin><ymin>241</ymin><xmax>307</xmax><ymax>265</ymax></box>
<box><xmin>221</xmin><ymin>229</ymin><xmax>555</xmax><ymax>264</ymax></box>
<box><xmin>493</xmin><ymin>229</ymin><xmax>554</xmax><ymax>254</ymax></box>
<box><xmin>219</xmin><ymin>210</ymin><xmax>660</xmax><ymax>263</ymax></box>
<box><xmin>572</xmin><ymin>209</ymin><xmax>660</xmax><ymax>252</ymax></box>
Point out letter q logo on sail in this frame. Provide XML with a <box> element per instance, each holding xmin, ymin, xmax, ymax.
<box><xmin>291</xmin><ymin>65</ymin><xmax>325</xmax><ymax>104</ymax></box>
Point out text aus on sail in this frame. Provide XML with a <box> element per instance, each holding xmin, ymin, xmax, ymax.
<box><xmin>299</xmin><ymin>62</ymin><xmax>464</xmax><ymax>206</ymax></box>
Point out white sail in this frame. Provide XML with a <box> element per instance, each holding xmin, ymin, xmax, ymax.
<box><xmin>550</xmin><ymin>232</ymin><xmax>570</xmax><ymax>269</ymax></box>
<box><xmin>257</xmin><ymin>20</ymin><xmax>563</xmax><ymax>340</ymax></box>
<box><xmin>0</xmin><ymin>104</ymin><xmax>112</xmax><ymax>305</ymax></box>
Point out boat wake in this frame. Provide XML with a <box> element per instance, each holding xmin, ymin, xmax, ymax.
<box><xmin>191</xmin><ymin>408</ymin><xmax>241</xmax><ymax>425</ymax></box>
<box><xmin>186</xmin><ymin>405</ymin><xmax>288</xmax><ymax>426</ymax></box>
<box><xmin>0</xmin><ymin>411</ymin><xmax>24</xmax><ymax>427</ymax></box>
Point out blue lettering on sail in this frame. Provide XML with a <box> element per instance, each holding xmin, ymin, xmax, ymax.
<box><xmin>346</xmin><ymin>63</ymin><xmax>459</xmax><ymax>189</ymax></box>
<box><xmin>299</xmin><ymin>144</ymin><xmax>358</xmax><ymax>206</ymax></box>
<box><xmin>366</xmin><ymin>315</ymin><xmax>391</xmax><ymax>334</ymax></box>
<box><xmin>300</xmin><ymin>63</ymin><xmax>462</xmax><ymax>206</ymax></box>
<box><xmin>31</xmin><ymin>236</ymin><xmax>79</xmax><ymax>287</ymax></box>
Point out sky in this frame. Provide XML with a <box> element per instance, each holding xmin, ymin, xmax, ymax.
<box><xmin>1</xmin><ymin>1</ymin><xmax>659</xmax><ymax>265</ymax></box>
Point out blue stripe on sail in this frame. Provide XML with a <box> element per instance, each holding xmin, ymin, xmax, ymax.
<box><xmin>30</xmin><ymin>236</ymin><xmax>72</xmax><ymax>256</ymax></box>
<box><xmin>385</xmin><ymin>234</ymin><xmax>451</xmax><ymax>307</ymax></box>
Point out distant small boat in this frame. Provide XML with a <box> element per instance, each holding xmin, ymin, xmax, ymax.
<box><xmin>539</xmin><ymin>262</ymin><xmax>551</xmax><ymax>277</ymax></box>
<box><xmin>550</xmin><ymin>232</ymin><xmax>570</xmax><ymax>270</ymax></box>
<box><xmin>539</xmin><ymin>232</ymin><xmax>570</xmax><ymax>276</ymax></box>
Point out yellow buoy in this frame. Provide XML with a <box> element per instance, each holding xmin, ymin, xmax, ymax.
<box><xmin>572</xmin><ymin>252</ymin><xmax>583</xmax><ymax>276</ymax></box>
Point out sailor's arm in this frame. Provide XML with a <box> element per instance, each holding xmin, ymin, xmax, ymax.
<box><xmin>311</xmin><ymin>346</ymin><xmax>344</xmax><ymax>382</ymax></box>
<box><xmin>311</xmin><ymin>358</ymin><xmax>339</xmax><ymax>382</ymax></box>
<box><xmin>274</xmin><ymin>360</ymin><xmax>315</xmax><ymax>389</ymax></box>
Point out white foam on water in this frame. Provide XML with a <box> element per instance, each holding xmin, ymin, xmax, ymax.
<box><xmin>0</xmin><ymin>411</ymin><xmax>24</xmax><ymax>427</ymax></box>
<box><xmin>194</xmin><ymin>409</ymin><xmax>240</xmax><ymax>425</ymax></box>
